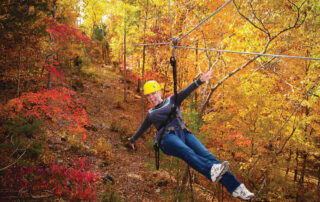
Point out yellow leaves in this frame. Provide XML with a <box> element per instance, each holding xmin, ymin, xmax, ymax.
<box><xmin>301</xmin><ymin>100</ymin><xmax>310</xmax><ymax>107</ymax></box>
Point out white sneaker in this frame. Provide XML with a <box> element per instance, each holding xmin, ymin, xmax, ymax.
<box><xmin>210</xmin><ymin>161</ymin><xmax>229</xmax><ymax>182</ymax></box>
<box><xmin>232</xmin><ymin>184</ymin><xmax>255</xmax><ymax>200</ymax></box>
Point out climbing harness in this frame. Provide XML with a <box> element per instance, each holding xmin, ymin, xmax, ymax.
<box><xmin>153</xmin><ymin>109</ymin><xmax>178</xmax><ymax>170</ymax></box>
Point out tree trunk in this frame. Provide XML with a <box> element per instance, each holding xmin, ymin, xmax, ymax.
<box><xmin>48</xmin><ymin>4</ymin><xmax>56</xmax><ymax>90</ymax></box>
<box><xmin>140</xmin><ymin>0</ymin><xmax>148</xmax><ymax>124</ymax></box>
<box><xmin>317</xmin><ymin>165</ymin><xmax>320</xmax><ymax>200</ymax></box>
<box><xmin>195</xmin><ymin>41</ymin><xmax>199</xmax><ymax>106</ymax></box>
<box><xmin>187</xmin><ymin>166</ymin><xmax>194</xmax><ymax>201</ymax></box>
<box><xmin>217</xmin><ymin>184</ymin><xmax>221</xmax><ymax>202</ymax></box>
<box><xmin>299</xmin><ymin>152</ymin><xmax>307</xmax><ymax>185</ymax></box>
<box><xmin>123</xmin><ymin>6</ymin><xmax>127</xmax><ymax>102</ymax></box>
<box><xmin>294</xmin><ymin>150</ymin><xmax>299</xmax><ymax>182</ymax></box>
<box><xmin>176</xmin><ymin>166</ymin><xmax>189</xmax><ymax>200</ymax></box>
<box><xmin>17</xmin><ymin>47</ymin><xmax>21</xmax><ymax>97</ymax></box>
<box><xmin>136</xmin><ymin>59</ymin><xmax>140</xmax><ymax>93</ymax></box>
<box><xmin>106</xmin><ymin>42</ymin><xmax>111</xmax><ymax>64</ymax></box>
<box><xmin>102</xmin><ymin>42</ymin><xmax>105</xmax><ymax>64</ymax></box>
<box><xmin>286</xmin><ymin>149</ymin><xmax>292</xmax><ymax>178</ymax></box>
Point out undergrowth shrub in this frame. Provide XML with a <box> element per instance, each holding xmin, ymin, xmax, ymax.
<box><xmin>1</xmin><ymin>157</ymin><xmax>101</xmax><ymax>201</ymax></box>
<box><xmin>112</xmin><ymin>97</ymin><xmax>125</xmax><ymax>110</ymax></box>
<box><xmin>1</xmin><ymin>87</ymin><xmax>89</xmax><ymax>140</ymax></box>
<box><xmin>0</xmin><ymin>114</ymin><xmax>45</xmax><ymax>167</ymax></box>
<box><xmin>3</xmin><ymin>115</ymin><xmax>44</xmax><ymax>139</ymax></box>
<box><xmin>101</xmin><ymin>191</ymin><xmax>123</xmax><ymax>202</ymax></box>
<box><xmin>110</xmin><ymin>120</ymin><xmax>132</xmax><ymax>142</ymax></box>
<box><xmin>94</xmin><ymin>137</ymin><xmax>114</xmax><ymax>161</ymax></box>
<box><xmin>110</xmin><ymin>120</ymin><xmax>120</xmax><ymax>132</ymax></box>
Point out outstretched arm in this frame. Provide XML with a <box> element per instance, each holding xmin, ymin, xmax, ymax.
<box><xmin>175</xmin><ymin>69</ymin><xmax>214</xmax><ymax>104</ymax></box>
<box><xmin>128</xmin><ymin>114</ymin><xmax>152</xmax><ymax>143</ymax></box>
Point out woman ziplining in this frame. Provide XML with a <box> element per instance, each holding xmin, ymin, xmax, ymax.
<box><xmin>119</xmin><ymin>0</ymin><xmax>320</xmax><ymax>199</ymax></box>
<box><xmin>128</xmin><ymin>68</ymin><xmax>255</xmax><ymax>200</ymax></box>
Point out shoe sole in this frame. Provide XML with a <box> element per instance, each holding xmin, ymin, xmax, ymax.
<box><xmin>215</xmin><ymin>161</ymin><xmax>230</xmax><ymax>182</ymax></box>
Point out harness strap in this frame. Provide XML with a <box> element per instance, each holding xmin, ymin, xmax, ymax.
<box><xmin>170</xmin><ymin>56</ymin><xmax>178</xmax><ymax>106</ymax></box>
<box><xmin>154</xmin><ymin>143</ymin><xmax>160</xmax><ymax>170</ymax></box>
<box><xmin>153</xmin><ymin>55</ymin><xmax>179</xmax><ymax>170</ymax></box>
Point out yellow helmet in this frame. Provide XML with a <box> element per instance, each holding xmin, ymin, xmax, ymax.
<box><xmin>143</xmin><ymin>80</ymin><xmax>161</xmax><ymax>95</ymax></box>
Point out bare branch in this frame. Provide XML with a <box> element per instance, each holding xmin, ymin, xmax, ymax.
<box><xmin>199</xmin><ymin>53</ymin><xmax>257</xmax><ymax>116</ymax></box>
<box><xmin>276</xmin><ymin>127</ymin><xmax>296</xmax><ymax>155</ymax></box>
<box><xmin>249</xmin><ymin>1</ymin><xmax>269</xmax><ymax>35</ymax></box>
<box><xmin>253</xmin><ymin>56</ymin><xmax>277</xmax><ymax>73</ymax></box>
<box><xmin>0</xmin><ymin>149</ymin><xmax>26</xmax><ymax>172</ymax></box>
<box><xmin>270</xmin><ymin>0</ymin><xmax>307</xmax><ymax>41</ymax></box>
<box><xmin>31</xmin><ymin>193</ymin><xmax>54</xmax><ymax>199</ymax></box>
<box><xmin>269</xmin><ymin>68</ymin><xmax>299</xmax><ymax>89</ymax></box>
<box><xmin>233</xmin><ymin>0</ymin><xmax>270</xmax><ymax>37</ymax></box>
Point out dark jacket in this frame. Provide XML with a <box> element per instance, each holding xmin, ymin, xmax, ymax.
<box><xmin>129</xmin><ymin>78</ymin><xmax>204</xmax><ymax>144</ymax></box>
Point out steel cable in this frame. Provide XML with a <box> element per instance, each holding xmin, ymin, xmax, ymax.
<box><xmin>175</xmin><ymin>45</ymin><xmax>320</xmax><ymax>61</ymax></box>
<box><xmin>178</xmin><ymin>0</ymin><xmax>234</xmax><ymax>41</ymax></box>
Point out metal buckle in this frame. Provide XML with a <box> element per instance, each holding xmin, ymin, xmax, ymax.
<box><xmin>168</xmin><ymin>126</ymin><xmax>175</xmax><ymax>131</ymax></box>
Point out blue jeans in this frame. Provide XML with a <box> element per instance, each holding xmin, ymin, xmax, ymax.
<box><xmin>160</xmin><ymin>131</ymin><xmax>240</xmax><ymax>193</ymax></box>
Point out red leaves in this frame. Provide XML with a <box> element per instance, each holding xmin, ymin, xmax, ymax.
<box><xmin>2</xmin><ymin>157</ymin><xmax>100</xmax><ymax>201</ymax></box>
<box><xmin>47</xmin><ymin>157</ymin><xmax>100</xmax><ymax>200</ymax></box>
<box><xmin>46</xmin><ymin>19</ymin><xmax>92</xmax><ymax>45</ymax></box>
<box><xmin>44</xmin><ymin>59</ymin><xmax>63</xmax><ymax>81</ymax></box>
<box><xmin>2</xmin><ymin>88</ymin><xmax>89</xmax><ymax>139</ymax></box>
<box><xmin>143</xmin><ymin>69</ymin><xmax>166</xmax><ymax>82</ymax></box>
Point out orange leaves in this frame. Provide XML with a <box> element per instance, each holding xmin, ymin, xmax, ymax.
<box><xmin>5</xmin><ymin>98</ymin><xmax>24</xmax><ymax>113</ymax></box>
<box><xmin>230</xmin><ymin>131</ymin><xmax>251</xmax><ymax>147</ymax></box>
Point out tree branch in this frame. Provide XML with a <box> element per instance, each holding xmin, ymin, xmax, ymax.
<box><xmin>270</xmin><ymin>0</ymin><xmax>306</xmax><ymax>41</ymax></box>
<box><xmin>0</xmin><ymin>149</ymin><xmax>26</xmax><ymax>172</ymax></box>
<box><xmin>233</xmin><ymin>0</ymin><xmax>270</xmax><ymax>37</ymax></box>
<box><xmin>249</xmin><ymin>0</ymin><xmax>269</xmax><ymax>36</ymax></box>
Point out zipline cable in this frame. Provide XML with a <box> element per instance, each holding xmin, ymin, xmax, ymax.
<box><xmin>109</xmin><ymin>42</ymin><xmax>170</xmax><ymax>47</ymax></box>
<box><xmin>175</xmin><ymin>45</ymin><xmax>320</xmax><ymax>61</ymax></box>
<box><xmin>131</xmin><ymin>42</ymin><xmax>171</xmax><ymax>46</ymax></box>
<box><xmin>169</xmin><ymin>0</ymin><xmax>173</xmax><ymax>40</ymax></box>
<box><xmin>178</xmin><ymin>0</ymin><xmax>234</xmax><ymax>41</ymax></box>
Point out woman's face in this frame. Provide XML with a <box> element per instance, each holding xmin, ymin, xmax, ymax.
<box><xmin>146</xmin><ymin>91</ymin><xmax>162</xmax><ymax>106</ymax></box>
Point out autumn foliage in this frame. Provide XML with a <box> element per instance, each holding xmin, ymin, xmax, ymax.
<box><xmin>1</xmin><ymin>87</ymin><xmax>88</xmax><ymax>139</ymax></box>
<box><xmin>1</xmin><ymin>157</ymin><xmax>100</xmax><ymax>200</ymax></box>
<box><xmin>1</xmin><ymin>0</ymin><xmax>320</xmax><ymax>201</ymax></box>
